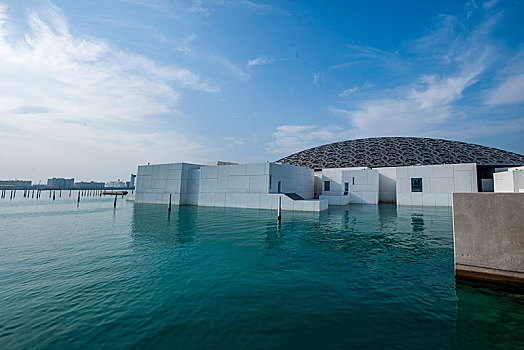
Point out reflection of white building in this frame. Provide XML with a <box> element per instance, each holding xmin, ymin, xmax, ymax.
<box><xmin>134</xmin><ymin>137</ymin><xmax>524</xmax><ymax>211</ymax></box>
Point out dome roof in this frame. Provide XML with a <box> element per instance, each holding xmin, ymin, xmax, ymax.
<box><xmin>276</xmin><ymin>137</ymin><xmax>524</xmax><ymax>169</ymax></box>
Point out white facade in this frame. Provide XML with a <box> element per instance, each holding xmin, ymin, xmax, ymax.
<box><xmin>396</xmin><ymin>163</ymin><xmax>478</xmax><ymax>206</ymax></box>
<box><xmin>319</xmin><ymin>168</ymin><xmax>379</xmax><ymax>205</ymax></box>
<box><xmin>494</xmin><ymin>166</ymin><xmax>524</xmax><ymax>193</ymax></box>
<box><xmin>136</xmin><ymin>162</ymin><xmax>328</xmax><ymax>211</ymax></box>
<box><xmin>135</xmin><ymin>161</ymin><xmax>493</xmax><ymax>209</ymax></box>
<box><xmin>376</xmin><ymin>167</ymin><xmax>396</xmax><ymax>203</ymax></box>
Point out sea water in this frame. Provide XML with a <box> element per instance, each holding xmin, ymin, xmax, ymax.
<box><xmin>0</xmin><ymin>195</ymin><xmax>522</xmax><ymax>349</ymax></box>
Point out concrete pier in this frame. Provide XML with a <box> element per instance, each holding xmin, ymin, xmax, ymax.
<box><xmin>453</xmin><ymin>193</ymin><xmax>524</xmax><ymax>285</ymax></box>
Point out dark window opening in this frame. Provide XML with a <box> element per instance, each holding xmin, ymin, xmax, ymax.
<box><xmin>411</xmin><ymin>178</ymin><xmax>423</xmax><ymax>192</ymax></box>
<box><xmin>344</xmin><ymin>182</ymin><xmax>349</xmax><ymax>195</ymax></box>
<box><xmin>277</xmin><ymin>181</ymin><xmax>281</xmax><ymax>193</ymax></box>
<box><xmin>324</xmin><ymin>181</ymin><xmax>330</xmax><ymax>191</ymax></box>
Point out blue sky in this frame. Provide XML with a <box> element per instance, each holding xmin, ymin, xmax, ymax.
<box><xmin>0</xmin><ymin>0</ymin><xmax>523</xmax><ymax>182</ymax></box>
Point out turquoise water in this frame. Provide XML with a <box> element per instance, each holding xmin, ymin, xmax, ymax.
<box><xmin>0</xmin><ymin>194</ymin><xmax>522</xmax><ymax>349</ymax></box>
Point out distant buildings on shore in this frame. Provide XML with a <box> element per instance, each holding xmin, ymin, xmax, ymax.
<box><xmin>0</xmin><ymin>174</ymin><xmax>136</xmax><ymax>190</ymax></box>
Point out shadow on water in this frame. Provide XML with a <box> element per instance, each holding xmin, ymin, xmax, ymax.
<box><xmin>453</xmin><ymin>279</ymin><xmax>524</xmax><ymax>349</ymax></box>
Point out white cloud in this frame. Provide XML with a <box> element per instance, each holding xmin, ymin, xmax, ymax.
<box><xmin>332</xmin><ymin>66</ymin><xmax>483</xmax><ymax>137</ymax></box>
<box><xmin>338</xmin><ymin>82</ymin><xmax>372</xmax><ymax>97</ymax></box>
<box><xmin>312</xmin><ymin>71</ymin><xmax>322</xmax><ymax>86</ymax></box>
<box><xmin>0</xmin><ymin>3</ymin><xmax>217</xmax><ymax>181</ymax></box>
<box><xmin>247</xmin><ymin>56</ymin><xmax>273</xmax><ymax>67</ymax></box>
<box><xmin>224</xmin><ymin>137</ymin><xmax>246</xmax><ymax>145</ymax></box>
<box><xmin>176</xmin><ymin>32</ymin><xmax>197</xmax><ymax>55</ymax></box>
<box><xmin>485</xmin><ymin>48</ymin><xmax>524</xmax><ymax>105</ymax></box>
<box><xmin>486</xmin><ymin>72</ymin><xmax>524</xmax><ymax>105</ymax></box>
<box><xmin>266</xmin><ymin>125</ymin><xmax>351</xmax><ymax>154</ymax></box>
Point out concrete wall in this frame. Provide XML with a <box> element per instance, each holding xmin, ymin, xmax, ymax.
<box><xmin>376</xmin><ymin>167</ymin><xmax>396</xmax><ymax>203</ymax></box>
<box><xmin>136</xmin><ymin>162</ymin><xmax>327</xmax><ymax>211</ymax></box>
<box><xmin>135</xmin><ymin>163</ymin><xmax>201</xmax><ymax>204</ymax></box>
<box><xmin>321</xmin><ymin>168</ymin><xmax>379</xmax><ymax>204</ymax></box>
<box><xmin>453</xmin><ymin>193</ymin><xmax>524</xmax><ymax>284</ymax></box>
<box><xmin>197</xmin><ymin>163</ymin><xmax>271</xmax><ymax>208</ymax></box>
<box><xmin>494</xmin><ymin>166</ymin><xmax>524</xmax><ymax>193</ymax></box>
<box><xmin>269</xmin><ymin>163</ymin><xmax>314</xmax><ymax>199</ymax></box>
<box><xmin>396</xmin><ymin>163</ymin><xmax>477</xmax><ymax>206</ymax></box>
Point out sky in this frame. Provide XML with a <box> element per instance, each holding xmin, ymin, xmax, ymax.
<box><xmin>0</xmin><ymin>0</ymin><xmax>523</xmax><ymax>183</ymax></box>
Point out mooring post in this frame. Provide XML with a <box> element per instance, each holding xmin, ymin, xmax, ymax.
<box><xmin>49</xmin><ymin>190</ymin><xmax>51</xmax><ymax>198</ymax></box>
<box><xmin>114</xmin><ymin>195</ymin><xmax>117</xmax><ymax>208</ymax></box>
<box><xmin>60</xmin><ymin>190</ymin><xmax>62</xmax><ymax>198</ymax></box>
<box><xmin>69</xmin><ymin>190</ymin><xmax>71</xmax><ymax>197</ymax></box>
<box><xmin>10</xmin><ymin>190</ymin><xmax>13</xmax><ymax>200</ymax></box>
<box><xmin>13</xmin><ymin>190</ymin><xmax>15</xmax><ymax>198</ymax></box>
<box><xmin>278</xmin><ymin>196</ymin><xmax>282</xmax><ymax>222</ymax></box>
<box><xmin>53</xmin><ymin>191</ymin><xmax>55</xmax><ymax>201</ymax></box>
<box><xmin>78</xmin><ymin>192</ymin><xmax>80</xmax><ymax>203</ymax></box>
<box><xmin>168</xmin><ymin>193</ymin><xmax>172</xmax><ymax>213</ymax></box>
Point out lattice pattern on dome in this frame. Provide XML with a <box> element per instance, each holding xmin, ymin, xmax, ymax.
<box><xmin>276</xmin><ymin>137</ymin><xmax>524</xmax><ymax>169</ymax></box>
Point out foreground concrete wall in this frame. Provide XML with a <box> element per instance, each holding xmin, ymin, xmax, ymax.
<box><xmin>453</xmin><ymin>193</ymin><xmax>524</xmax><ymax>284</ymax></box>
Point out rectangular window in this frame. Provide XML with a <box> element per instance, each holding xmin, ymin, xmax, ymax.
<box><xmin>411</xmin><ymin>178</ymin><xmax>423</xmax><ymax>192</ymax></box>
<box><xmin>352</xmin><ymin>177</ymin><xmax>355</xmax><ymax>185</ymax></box>
<box><xmin>269</xmin><ymin>175</ymin><xmax>272</xmax><ymax>189</ymax></box>
<box><xmin>324</xmin><ymin>181</ymin><xmax>330</xmax><ymax>191</ymax></box>
<box><xmin>344</xmin><ymin>182</ymin><xmax>349</xmax><ymax>195</ymax></box>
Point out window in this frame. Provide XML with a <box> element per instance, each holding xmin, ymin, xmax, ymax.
<box><xmin>277</xmin><ymin>181</ymin><xmax>281</xmax><ymax>193</ymax></box>
<box><xmin>352</xmin><ymin>177</ymin><xmax>355</xmax><ymax>185</ymax></box>
<box><xmin>344</xmin><ymin>182</ymin><xmax>349</xmax><ymax>195</ymax></box>
<box><xmin>411</xmin><ymin>178</ymin><xmax>423</xmax><ymax>192</ymax></box>
<box><xmin>324</xmin><ymin>181</ymin><xmax>330</xmax><ymax>191</ymax></box>
<box><xmin>269</xmin><ymin>175</ymin><xmax>272</xmax><ymax>189</ymax></box>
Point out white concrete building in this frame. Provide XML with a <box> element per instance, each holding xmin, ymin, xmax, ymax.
<box><xmin>134</xmin><ymin>137</ymin><xmax>524</xmax><ymax>210</ymax></box>
<box><xmin>136</xmin><ymin>162</ymin><xmax>328</xmax><ymax>212</ymax></box>
<box><xmin>395</xmin><ymin>163</ymin><xmax>478</xmax><ymax>206</ymax></box>
<box><xmin>494</xmin><ymin>166</ymin><xmax>524</xmax><ymax>193</ymax></box>
<box><xmin>319</xmin><ymin>168</ymin><xmax>379</xmax><ymax>205</ymax></box>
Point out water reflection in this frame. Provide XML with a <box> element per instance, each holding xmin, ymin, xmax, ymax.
<box><xmin>131</xmin><ymin>204</ymin><xmax>197</xmax><ymax>247</ymax></box>
<box><xmin>411</xmin><ymin>213</ymin><xmax>425</xmax><ymax>232</ymax></box>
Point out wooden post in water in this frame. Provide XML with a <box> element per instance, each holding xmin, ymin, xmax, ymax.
<box><xmin>113</xmin><ymin>195</ymin><xmax>117</xmax><ymax>208</ymax></box>
<box><xmin>277</xmin><ymin>196</ymin><xmax>282</xmax><ymax>222</ymax></box>
<box><xmin>13</xmin><ymin>190</ymin><xmax>15</xmax><ymax>198</ymax></box>
<box><xmin>49</xmin><ymin>190</ymin><xmax>51</xmax><ymax>198</ymax></box>
<box><xmin>53</xmin><ymin>191</ymin><xmax>55</xmax><ymax>201</ymax></box>
<box><xmin>10</xmin><ymin>190</ymin><xmax>13</xmax><ymax>200</ymax></box>
<box><xmin>60</xmin><ymin>190</ymin><xmax>62</xmax><ymax>198</ymax></box>
<box><xmin>69</xmin><ymin>190</ymin><xmax>71</xmax><ymax>197</ymax></box>
<box><xmin>168</xmin><ymin>193</ymin><xmax>172</xmax><ymax>213</ymax></box>
<box><xmin>77</xmin><ymin>192</ymin><xmax>80</xmax><ymax>203</ymax></box>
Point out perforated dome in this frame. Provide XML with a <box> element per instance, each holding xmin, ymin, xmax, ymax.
<box><xmin>276</xmin><ymin>137</ymin><xmax>524</xmax><ymax>169</ymax></box>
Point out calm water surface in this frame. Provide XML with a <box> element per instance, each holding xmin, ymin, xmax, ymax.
<box><xmin>0</xmin><ymin>194</ymin><xmax>522</xmax><ymax>349</ymax></box>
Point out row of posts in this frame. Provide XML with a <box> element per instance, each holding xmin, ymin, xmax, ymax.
<box><xmin>1</xmin><ymin>189</ymin><xmax>133</xmax><ymax>209</ymax></box>
<box><xmin>0</xmin><ymin>189</ymin><xmax>108</xmax><ymax>200</ymax></box>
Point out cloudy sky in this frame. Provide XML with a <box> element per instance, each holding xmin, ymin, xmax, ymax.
<box><xmin>0</xmin><ymin>0</ymin><xmax>523</xmax><ymax>183</ymax></box>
